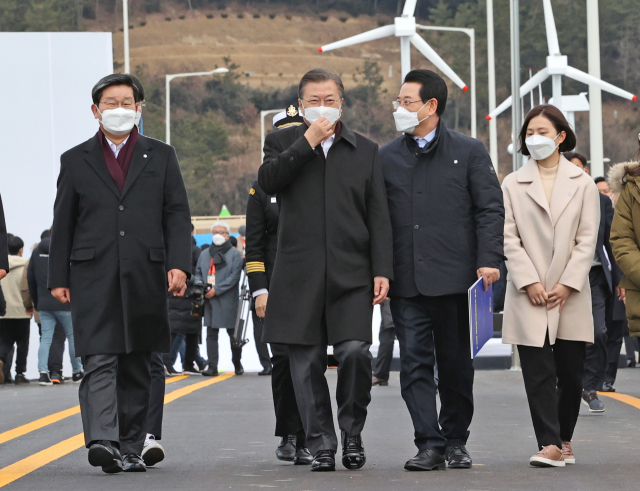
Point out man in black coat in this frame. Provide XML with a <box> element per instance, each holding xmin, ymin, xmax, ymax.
<box><xmin>380</xmin><ymin>70</ymin><xmax>504</xmax><ymax>471</ymax></box>
<box><xmin>49</xmin><ymin>74</ymin><xmax>191</xmax><ymax>474</ymax></box>
<box><xmin>258</xmin><ymin>69</ymin><xmax>393</xmax><ymax>472</ymax></box>
<box><xmin>246</xmin><ymin>106</ymin><xmax>311</xmax><ymax>465</ymax></box>
<box><xmin>565</xmin><ymin>152</ymin><xmax>623</xmax><ymax>411</ymax></box>
<box><xmin>0</xmin><ymin>195</ymin><xmax>7</xmax><ymax>281</ymax></box>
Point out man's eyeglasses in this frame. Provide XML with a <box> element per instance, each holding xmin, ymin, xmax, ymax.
<box><xmin>99</xmin><ymin>101</ymin><xmax>137</xmax><ymax>110</ymax></box>
<box><xmin>392</xmin><ymin>99</ymin><xmax>425</xmax><ymax>110</ymax></box>
<box><xmin>301</xmin><ymin>98</ymin><xmax>340</xmax><ymax>107</ymax></box>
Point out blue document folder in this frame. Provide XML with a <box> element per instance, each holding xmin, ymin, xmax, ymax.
<box><xmin>468</xmin><ymin>277</ymin><xmax>493</xmax><ymax>359</ymax></box>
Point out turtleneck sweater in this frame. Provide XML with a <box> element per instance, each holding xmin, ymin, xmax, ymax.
<box><xmin>538</xmin><ymin>164</ymin><xmax>559</xmax><ymax>204</ymax></box>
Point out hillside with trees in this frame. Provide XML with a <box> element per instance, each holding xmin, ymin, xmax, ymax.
<box><xmin>1</xmin><ymin>0</ymin><xmax>638</xmax><ymax>215</ymax></box>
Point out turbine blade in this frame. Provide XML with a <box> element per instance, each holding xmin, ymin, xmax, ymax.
<box><xmin>409</xmin><ymin>34</ymin><xmax>467</xmax><ymax>90</ymax></box>
<box><xmin>565</xmin><ymin>67</ymin><xmax>637</xmax><ymax>101</ymax></box>
<box><xmin>487</xmin><ymin>69</ymin><xmax>550</xmax><ymax>120</ymax></box>
<box><xmin>543</xmin><ymin>0</ymin><xmax>561</xmax><ymax>56</ymax></box>
<box><xmin>402</xmin><ymin>0</ymin><xmax>418</xmax><ymax>16</ymax></box>
<box><xmin>319</xmin><ymin>25</ymin><xmax>395</xmax><ymax>53</ymax></box>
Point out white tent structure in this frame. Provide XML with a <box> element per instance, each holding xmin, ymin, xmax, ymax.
<box><xmin>318</xmin><ymin>0</ymin><xmax>468</xmax><ymax>91</ymax></box>
<box><xmin>487</xmin><ymin>0</ymin><xmax>636</xmax><ymax>122</ymax></box>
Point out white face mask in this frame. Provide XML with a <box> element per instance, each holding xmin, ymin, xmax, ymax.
<box><xmin>393</xmin><ymin>102</ymin><xmax>429</xmax><ymax>134</ymax></box>
<box><xmin>301</xmin><ymin>104</ymin><xmax>342</xmax><ymax>125</ymax></box>
<box><xmin>97</xmin><ymin>107</ymin><xmax>137</xmax><ymax>136</ymax></box>
<box><xmin>212</xmin><ymin>234</ymin><xmax>226</xmax><ymax>246</ymax></box>
<box><xmin>525</xmin><ymin>133</ymin><xmax>561</xmax><ymax>161</ymax></box>
<box><xmin>134</xmin><ymin>110</ymin><xmax>142</xmax><ymax>126</ymax></box>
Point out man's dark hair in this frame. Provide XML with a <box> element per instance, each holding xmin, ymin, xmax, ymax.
<box><xmin>40</xmin><ymin>229</ymin><xmax>51</xmax><ymax>239</ymax></box>
<box><xmin>594</xmin><ymin>176</ymin><xmax>606</xmax><ymax>184</ymax></box>
<box><xmin>519</xmin><ymin>105</ymin><xmax>577</xmax><ymax>156</ymax></box>
<box><xmin>91</xmin><ymin>73</ymin><xmax>145</xmax><ymax>106</ymax></box>
<box><xmin>298</xmin><ymin>68</ymin><xmax>345</xmax><ymax>100</ymax></box>
<box><xmin>8</xmin><ymin>234</ymin><xmax>24</xmax><ymax>255</ymax></box>
<box><xmin>563</xmin><ymin>151</ymin><xmax>587</xmax><ymax>169</ymax></box>
<box><xmin>403</xmin><ymin>69</ymin><xmax>448</xmax><ymax>116</ymax></box>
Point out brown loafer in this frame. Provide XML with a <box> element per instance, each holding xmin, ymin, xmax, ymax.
<box><xmin>561</xmin><ymin>441</ymin><xmax>575</xmax><ymax>464</ymax></box>
<box><xmin>372</xmin><ymin>376</ymin><xmax>388</xmax><ymax>386</ymax></box>
<box><xmin>529</xmin><ymin>445</ymin><xmax>565</xmax><ymax>467</ymax></box>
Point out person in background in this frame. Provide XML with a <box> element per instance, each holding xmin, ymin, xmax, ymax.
<box><xmin>381</xmin><ymin>69</ymin><xmax>504</xmax><ymax>471</ymax></box>
<box><xmin>502</xmin><ymin>105</ymin><xmax>599</xmax><ymax>467</ymax></box>
<box><xmin>372</xmin><ymin>299</ymin><xmax>395</xmax><ymax>387</ymax></box>
<box><xmin>564</xmin><ymin>151</ymin><xmax>622</xmax><ymax>412</ymax></box>
<box><xmin>0</xmin><ymin>234</ymin><xmax>32</xmax><ymax>385</ymax></box>
<box><xmin>607</xmin><ymin>142</ymin><xmax>640</xmax><ymax>378</ymax></box>
<box><xmin>196</xmin><ymin>221</ymin><xmax>244</xmax><ymax>377</ymax></box>
<box><xmin>237</xmin><ymin>224</ymin><xmax>246</xmax><ymax>257</ymax></box>
<box><xmin>594</xmin><ymin>176</ymin><xmax>615</xmax><ymax>202</ymax></box>
<box><xmin>27</xmin><ymin>229</ymin><xmax>83</xmax><ymax>386</ymax></box>
<box><xmin>0</xmin><ymin>195</ymin><xmax>7</xmax><ymax>282</ymax></box>
<box><xmin>49</xmin><ymin>73</ymin><xmax>192</xmax><ymax>474</ymax></box>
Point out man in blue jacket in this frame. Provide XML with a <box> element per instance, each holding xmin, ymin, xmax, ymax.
<box><xmin>380</xmin><ymin>69</ymin><xmax>504</xmax><ymax>471</ymax></box>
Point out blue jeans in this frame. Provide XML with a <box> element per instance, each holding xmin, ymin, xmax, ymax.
<box><xmin>38</xmin><ymin>311</ymin><xmax>82</xmax><ymax>374</ymax></box>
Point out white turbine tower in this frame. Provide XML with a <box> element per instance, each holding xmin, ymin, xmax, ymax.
<box><xmin>487</xmin><ymin>0</ymin><xmax>636</xmax><ymax>122</ymax></box>
<box><xmin>318</xmin><ymin>0</ymin><xmax>468</xmax><ymax>92</ymax></box>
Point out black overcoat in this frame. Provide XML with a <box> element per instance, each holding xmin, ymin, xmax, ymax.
<box><xmin>380</xmin><ymin>121</ymin><xmax>504</xmax><ymax>298</ymax></box>
<box><xmin>258</xmin><ymin>122</ymin><xmax>393</xmax><ymax>346</ymax></box>
<box><xmin>0</xmin><ymin>194</ymin><xmax>8</xmax><ymax>273</ymax></box>
<box><xmin>48</xmin><ymin>133</ymin><xmax>192</xmax><ymax>356</ymax></box>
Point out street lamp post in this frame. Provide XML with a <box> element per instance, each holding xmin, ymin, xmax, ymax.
<box><xmin>416</xmin><ymin>25</ymin><xmax>476</xmax><ymax>139</ymax></box>
<box><xmin>123</xmin><ymin>0</ymin><xmax>130</xmax><ymax>73</ymax></box>
<box><xmin>165</xmin><ymin>68</ymin><xmax>230</xmax><ymax>145</ymax></box>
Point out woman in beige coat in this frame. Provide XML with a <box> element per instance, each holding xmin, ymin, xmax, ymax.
<box><xmin>501</xmin><ymin>105</ymin><xmax>600</xmax><ymax>468</ymax></box>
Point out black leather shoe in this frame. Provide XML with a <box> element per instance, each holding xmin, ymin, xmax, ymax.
<box><xmin>341</xmin><ymin>432</ymin><xmax>366</xmax><ymax>470</ymax></box>
<box><xmin>201</xmin><ymin>366</ymin><xmax>219</xmax><ymax>377</ymax></box>
<box><xmin>404</xmin><ymin>449</ymin><xmax>446</xmax><ymax>471</ymax></box>
<box><xmin>122</xmin><ymin>453</ymin><xmax>146</xmax><ymax>472</ymax></box>
<box><xmin>311</xmin><ymin>450</ymin><xmax>336</xmax><ymax>472</ymax></box>
<box><xmin>294</xmin><ymin>447</ymin><xmax>314</xmax><ymax>465</ymax></box>
<box><xmin>88</xmin><ymin>441</ymin><xmax>123</xmax><ymax>474</ymax></box>
<box><xmin>276</xmin><ymin>435</ymin><xmax>297</xmax><ymax>461</ymax></box>
<box><xmin>235</xmin><ymin>365</ymin><xmax>244</xmax><ymax>376</ymax></box>
<box><xmin>258</xmin><ymin>367</ymin><xmax>273</xmax><ymax>376</ymax></box>
<box><xmin>445</xmin><ymin>445</ymin><xmax>472</xmax><ymax>468</ymax></box>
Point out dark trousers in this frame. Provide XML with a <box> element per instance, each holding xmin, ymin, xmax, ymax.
<box><xmin>373</xmin><ymin>327</ymin><xmax>395</xmax><ymax>380</ymax></box>
<box><xmin>1</xmin><ymin>347</ymin><xmax>12</xmax><ymax>381</ymax></box>
<box><xmin>583</xmin><ymin>267</ymin><xmax>610</xmax><ymax>391</ymax></box>
<box><xmin>206</xmin><ymin>327</ymin><xmax>242</xmax><ymax>371</ymax></box>
<box><xmin>38</xmin><ymin>322</ymin><xmax>66</xmax><ymax>374</ymax></box>
<box><xmin>391</xmin><ymin>294</ymin><xmax>474</xmax><ymax>453</ymax></box>
<box><xmin>166</xmin><ymin>332</ymin><xmax>198</xmax><ymax>369</ymax></box>
<box><xmin>271</xmin><ymin>343</ymin><xmax>305</xmax><ymax>443</ymax></box>
<box><xmin>252</xmin><ymin>310</ymin><xmax>272</xmax><ymax>371</ymax></box>
<box><xmin>0</xmin><ymin>318</ymin><xmax>30</xmax><ymax>374</ymax></box>
<box><xmin>518</xmin><ymin>334</ymin><xmax>586</xmax><ymax>449</ymax></box>
<box><xmin>147</xmin><ymin>352</ymin><xmax>165</xmax><ymax>440</ymax></box>
<box><xmin>288</xmin><ymin>340</ymin><xmax>372</xmax><ymax>455</ymax></box>
<box><xmin>605</xmin><ymin>317</ymin><xmax>626</xmax><ymax>385</ymax></box>
<box><xmin>79</xmin><ymin>351</ymin><xmax>151</xmax><ymax>455</ymax></box>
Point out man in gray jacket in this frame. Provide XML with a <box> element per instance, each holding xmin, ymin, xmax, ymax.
<box><xmin>195</xmin><ymin>221</ymin><xmax>244</xmax><ymax>376</ymax></box>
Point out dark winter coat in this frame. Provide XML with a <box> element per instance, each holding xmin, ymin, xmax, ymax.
<box><xmin>258</xmin><ymin>122</ymin><xmax>394</xmax><ymax>346</ymax></box>
<box><xmin>380</xmin><ymin>121</ymin><xmax>504</xmax><ymax>298</ymax></box>
<box><xmin>28</xmin><ymin>238</ymin><xmax>69</xmax><ymax>312</ymax></box>
<box><xmin>48</xmin><ymin>133</ymin><xmax>192</xmax><ymax>356</ymax></box>
<box><xmin>0</xmin><ymin>194</ymin><xmax>7</xmax><ymax>273</ymax></box>
<box><xmin>245</xmin><ymin>180</ymin><xmax>279</xmax><ymax>294</ymax></box>
<box><xmin>168</xmin><ymin>237</ymin><xmax>203</xmax><ymax>335</ymax></box>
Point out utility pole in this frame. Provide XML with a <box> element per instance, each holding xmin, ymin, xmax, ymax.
<box><xmin>486</xmin><ymin>0</ymin><xmax>498</xmax><ymax>172</ymax></box>
<box><xmin>123</xmin><ymin>0</ymin><xmax>130</xmax><ymax>73</ymax></box>
<box><xmin>510</xmin><ymin>0</ymin><xmax>521</xmax><ymax>172</ymax></box>
<box><xmin>587</xmin><ymin>0</ymin><xmax>604</xmax><ymax>177</ymax></box>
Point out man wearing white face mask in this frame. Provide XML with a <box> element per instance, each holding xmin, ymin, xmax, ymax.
<box><xmin>380</xmin><ymin>70</ymin><xmax>504</xmax><ymax>471</ymax></box>
<box><xmin>49</xmin><ymin>73</ymin><xmax>192</xmax><ymax>474</ymax></box>
<box><xmin>259</xmin><ymin>68</ymin><xmax>393</xmax><ymax>472</ymax></box>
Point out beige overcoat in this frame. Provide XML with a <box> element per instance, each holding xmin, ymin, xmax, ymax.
<box><xmin>501</xmin><ymin>156</ymin><xmax>600</xmax><ymax>347</ymax></box>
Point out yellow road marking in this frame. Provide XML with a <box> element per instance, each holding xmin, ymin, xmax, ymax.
<box><xmin>0</xmin><ymin>374</ymin><xmax>189</xmax><ymax>447</ymax></box>
<box><xmin>0</xmin><ymin>373</ymin><xmax>233</xmax><ymax>488</ymax></box>
<box><xmin>598</xmin><ymin>391</ymin><xmax>640</xmax><ymax>409</ymax></box>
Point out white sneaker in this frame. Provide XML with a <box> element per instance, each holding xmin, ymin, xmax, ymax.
<box><xmin>141</xmin><ymin>434</ymin><xmax>165</xmax><ymax>467</ymax></box>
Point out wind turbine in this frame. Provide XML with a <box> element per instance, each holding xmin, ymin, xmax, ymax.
<box><xmin>318</xmin><ymin>0</ymin><xmax>468</xmax><ymax>92</ymax></box>
<box><xmin>487</xmin><ymin>0</ymin><xmax>636</xmax><ymax>122</ymax></box>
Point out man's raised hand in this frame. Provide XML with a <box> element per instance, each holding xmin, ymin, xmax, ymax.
<box><xmin>304</xmin><ymin>117</ymin><xmax>334</xmax><ymax>148</ymax></box>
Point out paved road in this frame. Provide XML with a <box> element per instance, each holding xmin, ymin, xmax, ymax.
<box><xmin>1</xmin><ymin>368</ymin><xmax>640</xmax><ymax>490</ymax></box>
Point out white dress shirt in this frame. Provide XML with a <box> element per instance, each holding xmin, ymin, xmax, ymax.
<box><xmin>414</xmin><ymin>128</ymin><xmax>437</xmax><ymax>148</ymax></box>
<box><xmin>321</xmin><ymin>134</ymin><xmax>335</xmax><ymax>157</ymax></box>
<box><xmin>106</xmin><ymin>136</ymin><xmax>129</xmax><ymax>158</ymax></box>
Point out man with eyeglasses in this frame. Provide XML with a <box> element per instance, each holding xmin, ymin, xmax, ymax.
<box><xmin>380</xmin><ymin>69</ymin><xmax>504</xmax><ymax>471</ymax></box>
<box><xmin>49</xmin><ymin>73</ymin><xmax>192</xmax><ymax>474</ymax></box>
<box><xmin>258</xmin><ymin>68</ymin><xmax>393</xmax><ymax>472</ymax></box>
